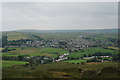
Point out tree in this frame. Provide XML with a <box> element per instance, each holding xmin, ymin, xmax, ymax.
<box><xmin>92</xmin><ymin>52</ymin><xmax>112</xmax><ymax>56</ymax></box>
<box><xmin>84</xmin><ymin>54</ymin><xmax>87</xmax><ymax>57</ymax></box>
<box><xmin>88</xmin><ymin>54</ymin><xmax>92</xmax><ymax>57</ymax></box>
<box><xmin>18</xmin><ymin>55</ymin><xmax>24</xmax><ymax>61</ymax></box>
<box><xmin>112</xmin><ymin>53</ymin><xmax>120</xmax><ymax>62</ymax></box>
<box><xmin>80</xmin><ymin>56</ymin><xmax>83</xmax><ymax>59</ymax></box>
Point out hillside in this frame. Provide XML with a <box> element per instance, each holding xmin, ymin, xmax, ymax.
<box><xmin>14</xmin><ymin>29</ymin><xmax>118</xmax><ymax>33</ymax></box>
<box><xmin>2</xmin><ymin>29</ymin><xmax>118</xmax><ymax>41</ymax></box>
<box><xmin>2</xmin><ymin>62</ymin><xmax>119</xmax><ymax>78</ymax></box>
<box><xmin>2</xmin><ymin>31</ymin><xmax>43</xmax><ymax>41</ymax></box>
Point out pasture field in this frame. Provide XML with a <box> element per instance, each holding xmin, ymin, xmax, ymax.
<box><xmin>2</xmin><ymin>47</ymin><xmax>118</xmax><ymax>59</ymax></box>
<box><xmin>68</xmin><ymin>47</ymin><xmax>118</xmax><ymax>58</ymax></box>
<box><xmin>1</xmin><ymin>53</ymin><xmax>20</xmax><ymax>57</ymax></box>
<box><xmin>108</xmin><ymin>47</ymin><xmax>120</xmax><ymax>50</ymax></box>
<box><xmin>0</xmin><ymin>48</ymin><xmax>4</xmax><ymax>52</ymax></box>
<box><xmin>2</xmin><ymin>60</ymin><xmax>28</xmax><ymax>68</ymax></box>
<box><xmin>3</xmin><ymin>47</ymin><xmax>68</xmax><ymax>58</ymax></box>
<box><xmin>0</xmin><ymin>48</ymin><xmax>4</xmax><ymax>50</ymax></box>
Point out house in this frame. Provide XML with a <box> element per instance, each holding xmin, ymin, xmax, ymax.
<box><xmin>83</xmin><ymin>56</ymin><xmax>95</xmax><ymax>59</ymax></box>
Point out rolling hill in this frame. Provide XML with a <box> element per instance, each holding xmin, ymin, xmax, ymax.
<box><xmin>2</xmin><ymin>31</ymin><xmax>43</xmax><ymax>41</ymax></box>
<box><xmin>1</xmin><ymin>29</ymin><xmax>119</xmax><ymax>41</ymax></box>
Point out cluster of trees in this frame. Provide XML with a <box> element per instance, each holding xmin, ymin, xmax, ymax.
<box><xmin>112</xmin><ymin>53</ymin><xmax>120</xmax><ymax>62</ymax></box>
<box><xmin>8</xmin><ymin>39</ymin><xmax>33</xmax><ymax>45</ymax></box>
<box><xmin>32</xmin><ymin>35</ymin><xmax>44</xmax><ymax>41</ymax></box>
<box><xmin>67</xmin><ymin>51</ymin><xmax>120</xmax><ymax>62</ymax></box>
<box><xmin>92</xmin><ymin>52</ymin><xmax>112</xmax><ymax>56</ymax></box>
<box><xmin>87</xmin><ymin>57</ymin><xmax>103</xmax><ymax>62</ymax></box>
<box><xmin>2</xmin><ymin>55</ymin><xmax>28</xmax><ymax>61</ymax></box>
<box><xmin>92</xmin><ymin>51</ymin><xmax>120</xmax><ymax>62</ymax></box>
<box><xmin>2</xmin><ymin>55</ymin><xmax>53</xmax><ymax>65</ymax></box>
<box><xmin>67</xmin><ymin>57</ymin><xmax>80</xmax><ymax>60</ymax></box>
<box><xmin>2</xmin><ymin>48</ymin><xmax>16</xmax><ymax>52</ymax></box>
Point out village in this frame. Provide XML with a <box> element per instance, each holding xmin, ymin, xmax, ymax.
<box><xmin>4</xmin><ymin>37</ymin><xmax>109</xmax><ymax>52</ymax></box>
<box><xmin>2</xmin><ymin>37</ymin><xmax>116</xmax><ymax>65</ymax></box>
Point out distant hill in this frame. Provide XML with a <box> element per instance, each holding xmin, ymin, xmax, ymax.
<box><xmin>11</xmin><ymin>29</ymin><xmax>118</xmax><ymax>33</ymax></box>
<box><xmin>14</xmin><ymin>29</ymin><xmax>118</xmax><ymax>33</ymax></box>
<box><xmin>2</xmin><ymin>29</ymin><xmax>118</xmax><ymax>41</ymax></box>
<box><xmin>2</xmin><ymin>31</ymin><xmax>43</xmax><ymax>41</ymax></box>
<box><xmin>79</xmin><ymin>29</ymin><xmax>118</xmax><ymax>33</ymax></box>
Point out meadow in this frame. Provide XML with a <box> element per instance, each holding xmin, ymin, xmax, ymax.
<box><xmin>1</xmin><ymin>60</ymin><xmax>28</xmax><ymax>68</ymax></box>
<box><xmin>3</xmin><ymin>47</ymin><xmax>68</xmax><ymax>58</ymax></box>
<box><xmin>3</xmin><ymin>47</ymin><xmax>118</xmax><ymax>58</ymax></box>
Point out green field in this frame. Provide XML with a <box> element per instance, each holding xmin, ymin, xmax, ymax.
<box><xmin>2</xmin><ymin>60</ymin><xmax>28</xmax><ymax>68</ymax></box>
<box><xmin>3</xmin><ymin>47</ymin><xmax>68</xmax><ymax>58</ymax></box>
<box><xmin>2</xmin><ymin>47</ymin><xmax>118</xmax><ymax>59</ymax></box>
<box><xmin>68</xmin><ymin>47</ymin><xmax>118</xmax><ymax>58</ymax></box>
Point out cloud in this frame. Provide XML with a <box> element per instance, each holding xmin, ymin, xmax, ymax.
<box><xmin>2</xmin><ymin>2</ymin><xmax>118</xmax><ymax>31</ymax></box>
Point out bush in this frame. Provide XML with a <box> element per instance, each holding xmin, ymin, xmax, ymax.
<box><xmin>92</xmin><ymin>52</ymin><xmax>112</xmax><ymax>56</ymax></box>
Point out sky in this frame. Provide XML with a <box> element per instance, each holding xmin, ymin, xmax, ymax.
<box><xmin>2</xmin><ymin>2</ymin><xmax>118</xmax><ymax>31</ymax></box>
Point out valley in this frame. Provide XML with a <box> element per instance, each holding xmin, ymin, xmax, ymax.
<box><xmin>1</xmin><ymin>29</ymin><xmax>119</xmax><ymax>79</ymax></box>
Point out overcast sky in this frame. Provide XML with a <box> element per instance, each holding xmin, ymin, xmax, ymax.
<box><xmin>2</xmin><ymin>2</ymin><xmax>118</xmax><ymax>31</ymax></box>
